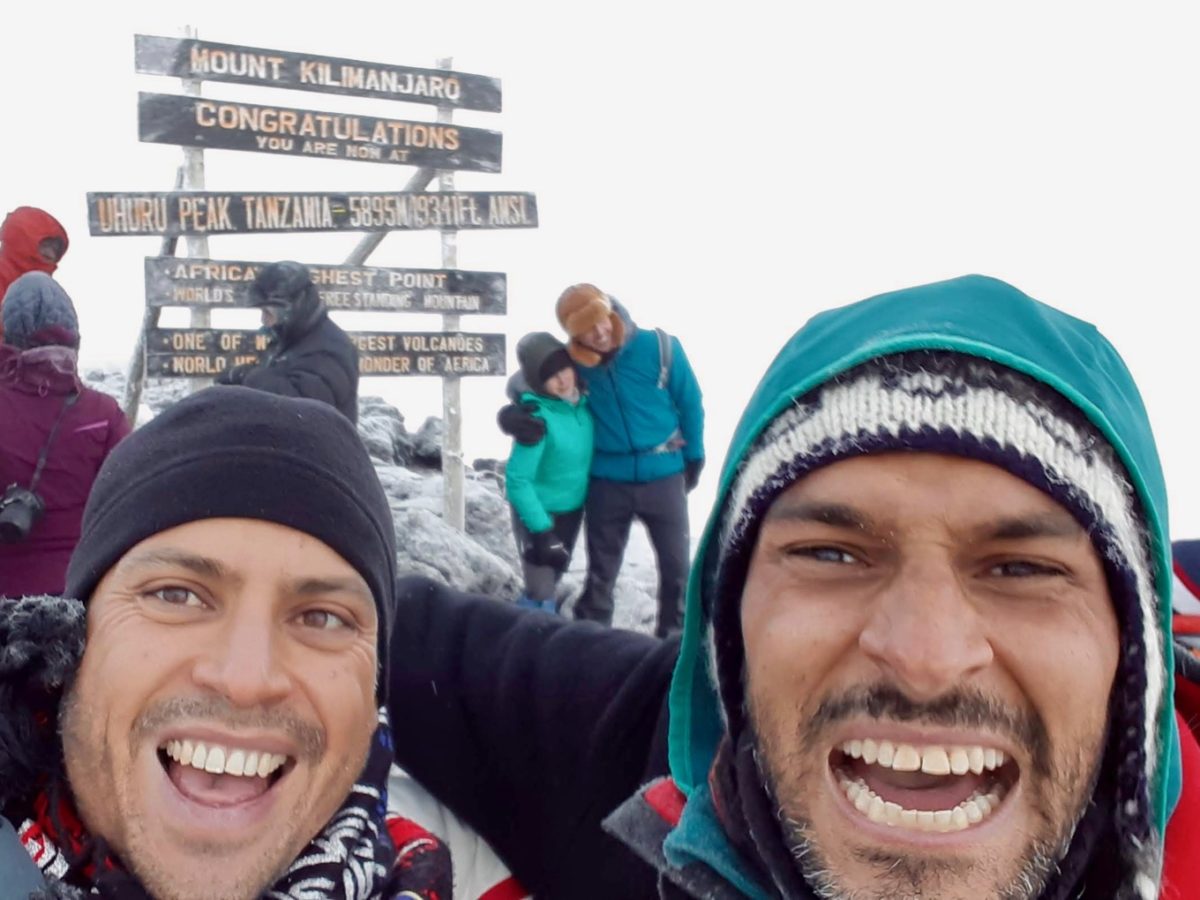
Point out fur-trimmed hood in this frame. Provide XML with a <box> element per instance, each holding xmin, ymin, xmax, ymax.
<box><xmin>0</xmin><ymin>597</ymin><xmax>85</xmax><ymax>813</ymax></box>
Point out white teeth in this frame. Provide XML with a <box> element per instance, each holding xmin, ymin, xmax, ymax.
<box><xmin>226</xmin><ymin>749</ymin><xmax>246</xmax><ymax>777</ymax></box>
<box><xmin>861</xmin><ymin>739</ymin><xmax>879</xmax><ymax>765</ymax></box>
<box><xmin>949</xmin><ymin>748</ymin><xmax>970</xmax><ymax>776</ymax></box>
<box><xmin>877</xmin><ymin>740</ymin><xmax>895</xmax><ymax>767</ymax></box>
<box><xmin>204</xmin><ymin>746</ymin><xmax>226</xmax><ymax>774</ymax></box>
<box><xmin>840</xmin><ymin>740</ymin><xmax>1011</xmax><ymax>775</ymax></box>
<box><xmin>838</xmin><ymin>775</ymin><xmax>1008</xmax><ymax>833</ymax></box>
<box><xmin>891</xmin><ymin>744</ymin><xmax>921</xmax><ymax>771</ymax></box>
<box><xmin>160</xmin><ymin>739</ymin><xmax>290</xmax><ymax>779</ymax></box>
<box><xmin>968</xmin><ymin>746</ymin><xmax>986</xmax><ymax>775</ymax></box>
<box><xmin>867</xmin><ymin>794</ymin><xmax>886</xmax><ymax>823</ymax></box>
<box><xmin>883</xmin><ymin>801</ymin><xmax>902</xmax><ymax>826</ymax></box>
<box><xmin>920</xmin><ymin>747</ymin><xmax>952</xmax><ymax>776</ymax></box>
<box><xmin>854</xmin><ymin>787</ymin><xmax>872</xmax><ymax>814</ymax></box>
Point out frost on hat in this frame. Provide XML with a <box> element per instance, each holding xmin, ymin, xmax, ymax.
<box><xmin>2</xmin><ymin>271</ymin><xmax>78</xmax><ymax>349</ymax></box>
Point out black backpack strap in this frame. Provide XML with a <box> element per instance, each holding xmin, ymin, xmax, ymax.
<box><xmin>27</xmin><ymin>392</ymin><xmax>81</xmax><ymax>494</ymax></box>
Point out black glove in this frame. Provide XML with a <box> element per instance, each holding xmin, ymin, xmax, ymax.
<box><xmin>498</xmin><ymin>401</ymin><xmax>545</xmax><ymax>446</ymax></box>
<box><xmin>684</xmin><ymin>458</ymin><xmax>705</xmax><ymax>492</ymax></box>
<box><xmin>524</xmin><ymin>530</ymin><xmax>570</xmax><ymax>572</ymax></box>
<box><xmin>217</xmin><ymin>362</ymin><xmax>255</xmax><ymax>386</ymax></box>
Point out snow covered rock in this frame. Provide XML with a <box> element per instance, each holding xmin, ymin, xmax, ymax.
<box><xmin>84</xmin><ymin>372</ymin><xmax>660</xmax><ymax>635</ymax></box>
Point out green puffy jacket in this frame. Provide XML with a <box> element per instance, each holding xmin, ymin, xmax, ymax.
<box><xmin>506</xmin><ymin>390</ymin><xmax>594</xmax><ymax>533</ymax></box>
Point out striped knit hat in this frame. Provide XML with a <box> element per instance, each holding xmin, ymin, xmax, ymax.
<box><xmin>707</xmin><ymin>349</ymin><xmax>1163</xmax><ymax>896</ymax></box>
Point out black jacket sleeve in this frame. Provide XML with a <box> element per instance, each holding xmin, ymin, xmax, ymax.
<box><xmin>388</xmin><ymin>576</ymin><xmax>677</xmax><ymax>899</ymax></box>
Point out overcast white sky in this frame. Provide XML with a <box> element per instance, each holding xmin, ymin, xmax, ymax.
<box><xmin>2</xmin><ymin>1</ymin><xmax>1199</xmax><ymax>539</ymax></box>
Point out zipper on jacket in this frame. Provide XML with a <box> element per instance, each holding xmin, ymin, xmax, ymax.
<box><xmin>607</xmin><ymin>362</ymin><xmax>639</xmax><ymax>482</ymax></box>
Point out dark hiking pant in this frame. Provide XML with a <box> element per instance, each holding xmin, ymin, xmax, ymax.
<box><xmin>510</xmin><ymin>506</ymin><xmax>584</xmax><ymax>604</ymax></box>
<box><xmin>574</xmin><ymin>473</ymin><xmax>689</xmax><ymax>638</ymax></box>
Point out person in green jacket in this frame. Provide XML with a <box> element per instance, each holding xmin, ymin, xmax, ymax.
<box><xmin>506</xmin><ymin>332</ymin><xmax>594</xmax><ymax>613</ymax></box>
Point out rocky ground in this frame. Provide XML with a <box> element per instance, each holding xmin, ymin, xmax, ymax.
<box><xmin>84</xmin><ymin>369</ymin><xmax>660</xmax><ymax>634</ymax></box>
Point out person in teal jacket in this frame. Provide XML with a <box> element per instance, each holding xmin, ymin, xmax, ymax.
<box><xmin>389</xmin><ymin>274</ymin><xmax>1200</xmax><ymax>899</ymax></box>
<box><xmin>505</xmin><ymin>331</ymin><xmax>594</xmax><ymax>613</ymax></box>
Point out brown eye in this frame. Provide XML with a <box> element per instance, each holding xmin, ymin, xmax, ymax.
<box><xmin>150</xmin><ymin>587</ymin><xmax>203</xmax><ymax>607</ymax></box>
<box><xmin>299</xmin><ymin>609</ymin><xmax>351</xmax><ymax>631</ymax></box>
<box><xmin>988</xmin><ymin>560</ymin><xmax>1065</xmax><ymax>578</ymax></box>
<box><xmin>787</xmin><ymin>545</ymin><xmax>858</xmax><ymax>565</ymax></box>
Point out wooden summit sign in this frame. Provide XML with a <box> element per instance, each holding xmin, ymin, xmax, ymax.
<box><xmin>135</xmin><ymin>35</ymin><xmax>502</xmax><ymax>113</ymax></box>
<box><xmin>147</xmin><ymin>328</ymin><xmax>505</xmax><ymax>378</ymax></box>
<box><xmin>145</xmin><ymin>256</ymin><xmax>506</xmax><ymax>314</ymax></box>
<box><xmin>88</xmin><ymin>191</ymin><xmax>537</xmax><ymax>236</ymax></box>
<box><xmin>138</xmin><ymin>93</ymin><xmax>502</xmax><ymax>172</ymax></box>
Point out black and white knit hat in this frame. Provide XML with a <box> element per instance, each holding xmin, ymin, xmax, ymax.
<box><xmin>708</xmin><ymin>349</ymin><xmax>1163</xmax><ymax>897</ymax></box>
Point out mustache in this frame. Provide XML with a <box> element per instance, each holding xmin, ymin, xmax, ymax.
<box><xmin>131</xmin><ymin>696</ymin><xmax>326</xmax><ymax>763</ymax></box>
<box><xmin>803</xmin><ymin>683</ymin><xmax>1051</xmax><ymax>778</ymax></box>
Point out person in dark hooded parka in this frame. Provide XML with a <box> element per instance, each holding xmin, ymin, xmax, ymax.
<box><xmin>217</xmin><ymin>260</ymin><xmax>359</xmax><ymax>423</ymax></box>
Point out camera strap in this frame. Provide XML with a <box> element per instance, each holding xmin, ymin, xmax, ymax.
<box><xmin>26</xmin><ymin>391</ymin><xmax>80</xmax><ymax>494</ymax></box>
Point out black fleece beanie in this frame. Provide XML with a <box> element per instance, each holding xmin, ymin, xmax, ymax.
<box><xmin>64</xmin><ymin>386</ymin><xmax>397</xmax><ymax>697</ymax></box>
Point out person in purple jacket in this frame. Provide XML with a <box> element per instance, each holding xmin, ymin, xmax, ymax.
<box><xmin>0</xmin><ymin>272</ymin><xmax>130</xmax><ymax>597</ymax></box>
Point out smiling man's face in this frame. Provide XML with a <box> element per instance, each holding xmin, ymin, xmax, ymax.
<box><xmin>61</xmin><ymin>518</ymin><xmax>379</xmax><ymax>900</ymax></box>
<box><xmin>740</xmin><ymin>452</ymin><xmax>1119</xmax><ymax>900</ymax></box>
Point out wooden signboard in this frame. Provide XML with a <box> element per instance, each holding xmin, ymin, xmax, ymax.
<box><xmin>147</xmin><ymin>328</ymin><xmax>505</xmax><ymax>377</ymax></box>
<box><xmin>138</xmin><ymin>92</ymin><xmax>503</xmax><ymax>172</ymax></box>
<box><xmin>88</xmin><ymin>191</ymin><xmax>538</xmax><ymax>236</ymax></box>
<box><xmin>135</xmin><ymin>35</ymin><xmax>502</xmax><ymax>113</ymax></box>
<box><xmin>144</xmin><ymin>256</ymin><xmax>506</xmax><ymax>315</ymax></box>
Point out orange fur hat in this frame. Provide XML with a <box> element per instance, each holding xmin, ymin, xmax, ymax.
<box><xmin>555</xmin><ymin>283</ymin><xmax>626</xmax><ymax>366</ymax></box>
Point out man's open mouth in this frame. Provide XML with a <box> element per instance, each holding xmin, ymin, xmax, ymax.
<box><xmin>157</xmin><ymin>739</ymin><xmax>294</xmax><ymax>807</ymax></box>
<box><xmin>830</xmin><ymin>738</ymin><xmax>1019</xmax><ymax>833</ymax></box>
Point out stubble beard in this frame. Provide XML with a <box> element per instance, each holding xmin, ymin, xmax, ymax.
<box><xmin>748</xmin><ymin>684</ymin><xmax>1106</xmax><ymax>900</ymax></box>
<box><xmin>59</xmin><ymin>689</ymin><xmax>358</xmax><ymax>900</ymax></box>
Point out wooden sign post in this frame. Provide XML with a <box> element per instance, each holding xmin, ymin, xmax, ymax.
<box><xmin>145</xmin><ymin>328</ymin><xmax>505</xmax><ymax>378</ymax></box>
<box><xmin>144</xmin><ymin>256</ymin><xmax>507</xmax><ymax>314</ymax></box>
<box><xmin>87</xmin><ymin>191</ymin><xmax>537</xmax><ymax>236</ymax></box>
<box><xmin>108</xmin><ymin>34</ymin><xmax>536</xmax><ymax>533</ymax></box>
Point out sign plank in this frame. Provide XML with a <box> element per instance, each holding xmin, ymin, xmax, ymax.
<box><xmin>144</xmin><ymin>257</ymin><xmax>506</xmax><ymax>315</ymax></box>
<box><xmin>135</xmin><ymin>35</ymin><xmax>501</xmax><ymax>112</ymax></box>
<box><xmin>88</xmin><ymin>191</ymin><xmax>538</xmax><ymax>236</ymax></box>
<box><xmin>146</xmin><ymin>328</ymin><xmax>505</xmax><ymax>378</ymax></box>
<box><xmin>138</xmin><ymin>92</ymin><xmax>502</xmax><ymax>173</ymax></box>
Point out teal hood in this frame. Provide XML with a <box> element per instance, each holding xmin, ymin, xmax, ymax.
<box><xmin>667</xmin><ymin>274</ymin><xmax>1177</xmax><ymax>840</ymax></box>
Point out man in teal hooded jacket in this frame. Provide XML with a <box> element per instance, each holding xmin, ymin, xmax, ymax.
<box><xmin>389</xmin><ymin>275</ymin><xmax>1200</xmax><ymax>899</ymax></box>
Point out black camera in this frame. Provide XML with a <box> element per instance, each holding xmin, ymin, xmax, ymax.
<box><xmin>0</xmin><ymin>483</ymin><xmax>45</xmax><ymax>543</ymax></box>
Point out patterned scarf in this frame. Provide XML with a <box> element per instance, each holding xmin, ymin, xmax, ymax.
<box><xmin>18</xmin><ymin>711</ymin><xmax>451</xmax><ymax>900</ymax></box>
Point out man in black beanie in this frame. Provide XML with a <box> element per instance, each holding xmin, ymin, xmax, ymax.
<box><xmin>0</xmin><ymin>386</ymin><xmax>463</xmax><ymax>899</ymax></box>
<box><xmin>217</xmin><ymin>260</ymin><xmax>360</xmax><ymax>423</ymax></box>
